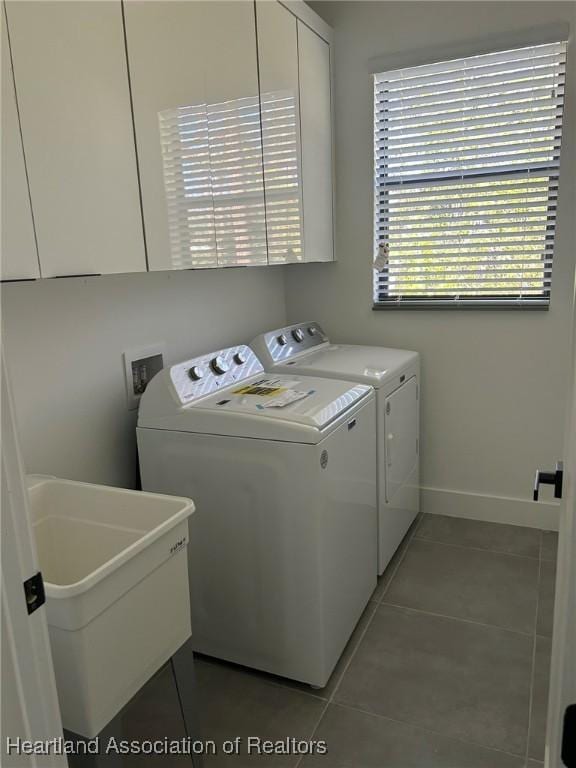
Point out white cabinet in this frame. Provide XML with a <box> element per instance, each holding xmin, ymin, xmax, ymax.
<box><xmin>3</xmin><ymin>0</ymin><xmax>333</xmax><ymax>278</ymax></box>
<box><xmin>256</xmin><ymin>1</ymin><xmax>303</xmax><ymax>265</ymax></box>
<box><xmin>256</xmin><ymin>3</ymin><xmax>334</xmax><ymax>265</ymax></box>
<box><xmin>5</xmin><ymin>1</ymin><xmax>146</xmax><ymax>277</ymax></box>
<box><xmin>1</xmin><ymin>7</ymin><xmax>39</xmax><ymax>281</ymax></box>
<box><xmin>125</xmin><ymin>0</ymin><xmax>267</xmax><ymax>271</ymax></box>
<box><xmin>298</xmin><ymin>21</ymin><xmax>334</xmax><ymax>263</ymax></box>
<box><xmin>128</xmin><ymin>0</ymin><xmax>333</xmax><ymax>271</ymax></box>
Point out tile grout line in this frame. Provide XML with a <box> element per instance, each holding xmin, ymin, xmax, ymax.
<box><xmin>241</xmin><ymin>675</ymin><xmax>326</xmax><ymax>704</ymax></box>
<box><xmin>376</xmin><ymin>516</ymin><xmax>424</xmax><ymax>604</ymax></box>
<box><xmin>293</xmin><ymin>598</ymin><xmax>379</xmax><ymax>767</ymax></box>
<box><xmin>332</xmin><ymin>700</ymin><xmax>531</xmax><ymax>762</ymax></box>
<box><xmin>411</xmin><ymin>511</ymin><xmax>426</xmax><ymax>537</ymax></box>
<box><xmin>525</xmin><ymin>530</ymin><xmax>544</xmax><ymax>765</ymax></box>
<box><xmin>325</xmin><ymin>515</ymin><xmax>424</xmax><ymax>690</ymax></box>
<box><xmin>293</xmin><ymin>701</ymin><xmax>329</xmax><ymax>768</ymax></box>
<box><xmin>413</xmin><ymin>533</ymin><xmax>541</xmax><ymax>561</ymax></box>
<box><xmin>294</xmin><ymin>518</ymin><xmax>423</xmax><ymax>767</ymax></box>
<box><xmin>378</xmin><ymin>600</ymin><xmax>538</xmax><ymax>638</ymax></box>
<box><xmin>194</xmin><ymin>656</ymin><xmax>327</xmax><ymax>704</ymax></box>
<box><xmin>380</xmin><ymin>519</ymin><xmax>543</xmax><ymax>635</ymax></box>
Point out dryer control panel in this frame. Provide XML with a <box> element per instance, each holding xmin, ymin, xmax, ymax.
<box><xmin>256</xmin><ymin>322</ymin><xmax>329</xmax><ymax>365</ymax></box>
<box><xmin>170</xmin><ymin>345</ymin><xmax>264</xmax><ymax>405</ymax></box>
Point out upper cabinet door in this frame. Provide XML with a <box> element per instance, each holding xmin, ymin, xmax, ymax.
<box><xmin>256</xmin><ymin>1</ymin><xmax>303</xmax><ymax>265</ymax></box>
<box><xmin>125</xmin><ymin>0</ymin><xmax>267</xmax><ymax>271</ymax></box>
<box><xmin>298</xmin><ymin>21</ymin><xmax>334</xmax><ymax>263</ymax></box>
<box><xmin>5</xmin><ymin>1</ymin><xmax>146</xmax><ymax>277</ymax></box>
<box><xmin>1</xmin><ymin>7</ymin><xmax>39</xmax><ymax>281</ymax></box>
<box><xmin>203</xmin><ymin>3</ymin><xmax>267</xmax><ymax>269</ymax></box>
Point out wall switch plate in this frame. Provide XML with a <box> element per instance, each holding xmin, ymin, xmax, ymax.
<box><xmin>123</xmin><ymin>344</ymin><xmax>165</xmax><ymax>410</ymax></box>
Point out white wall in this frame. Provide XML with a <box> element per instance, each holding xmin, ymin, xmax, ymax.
<box><xmin>1</xmin><ymin>267</ymin><xmax>286</xmax><ymax>489</ymax></box>
<box><xmin>3</xmin><ymin>1</ymin><xmax>574</xmax><ymax>527</ymax></box>
<box><xmin>288</xmin><ymin>1</ymin><xmax>576</xmax><ymax>528</ymax></box>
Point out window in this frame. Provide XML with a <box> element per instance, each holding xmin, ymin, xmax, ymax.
<box><xmin>373</xmin><ymin>42</ymin><xmax>567</xmax><ymax>308</ymax></box>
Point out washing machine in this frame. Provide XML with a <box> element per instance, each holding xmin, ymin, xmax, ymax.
<box><xmin>251</xmin><ymin>323</ymin><xmax>419</xmax><ymax>575</ymax></box>
<box><xmin>137</xmin><ymin>344</ymin><xmax>377</xmax><ymax>688</ymax></box>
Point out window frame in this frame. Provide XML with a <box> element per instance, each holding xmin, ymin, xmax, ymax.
<box><xmin>371</xmin><ymin>41</ymin><xmax>567</xmax><ymax>311</ymax></box>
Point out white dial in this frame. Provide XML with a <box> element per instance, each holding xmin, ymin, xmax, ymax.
<box><xmin>210</xmin><ymin>355</ymin><xmax>229</xmax><ymax>375</ymax></box>
<box><xmin>292</xmin><ymin>329</ymin><xmax>305</xmax><ymax>342</ymax></box>
<box><xmin>188</xmin><ymin>365</ymin><xmax>204</xmax><ymax>381</ymax></box>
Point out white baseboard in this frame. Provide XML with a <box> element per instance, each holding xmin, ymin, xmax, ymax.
<box><xmin>421</xmin><ymin>486</ymin><xmax>560</xmax><ymax>531</ymax></box>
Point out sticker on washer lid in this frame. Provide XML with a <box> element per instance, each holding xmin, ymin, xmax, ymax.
<box><xmin>232</xmin><ymin>383</ymin><xmax>286</xmax><ymax>397</ymax></box>
<box><xmin>260</xmin><ymin>389</ymin><xmax>313</xmax><ymax>409</ymax></box>
<box><xmin>232</xmin><ymin>377</ymin><xmax>300</xmax><ymax>397</ymax></box>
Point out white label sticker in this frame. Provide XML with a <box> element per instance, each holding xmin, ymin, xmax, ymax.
<box><xmin>261</xmin><ymin>389</ymin><xmax>311</xmax><ymax>409</ymax></box>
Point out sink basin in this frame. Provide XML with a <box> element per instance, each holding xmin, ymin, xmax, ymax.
<box><xmin>28</xmin><ymin>475</ymin><xmax>195</xmax><ymax>738</ymax></box>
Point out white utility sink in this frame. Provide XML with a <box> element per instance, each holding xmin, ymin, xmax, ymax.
<box><xmin>27</xmin><ymin>475</ymin><xmax>195</xmax><ymax>739</ymax></box>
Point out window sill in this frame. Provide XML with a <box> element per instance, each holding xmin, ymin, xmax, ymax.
<box><xmin>373</xmin><ymin>300</ymin><xmax>550</xmax><ymax>311</ymax></box>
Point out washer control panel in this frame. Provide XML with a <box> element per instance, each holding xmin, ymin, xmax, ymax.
<box><xmin>170</xmin><ymin>345</ymin><xmax>264</xmax><ymax>405</ymax></box>
<box><xmin>262</xmin><ymin>322</ymin><xmax>328</xmax><ymax>363</ymax></box>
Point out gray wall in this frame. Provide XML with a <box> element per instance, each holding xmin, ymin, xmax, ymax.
<box><xmin>1</xmin><ymin>267</ymin><xmax>286</xmax><ymax>488</ymax></box>
<box><xmin>288</xmin><ymin>1</ymin><xmax>575</xmax><ymax>524</ymax></box>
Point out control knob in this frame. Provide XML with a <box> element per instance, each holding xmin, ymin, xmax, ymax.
<box><xmin>292</xmin><ymin>328</ymin><xmax>305</xmax><ymax>343</ymax></box>
<box><xmin>277</xmin><ymin>334</ymin><xmax>288</xmax><ymax>346</ymax></box>
<box><xmin>308</xmin><ymin>326</ymin><xmax>317</xmax><ymax>336</ymax></box>
<box><xmin>187</xmin><ymin>365</ymin><xmax>204</xmax><ymax>381</ymax></box>
<box><xmin>233</xmin><ymin>350</ymin><xmax>247</xmax><ymax>366</ymax></box>
<box><xmin>210</xmin><ymin>355</ymin><xmax>230</xmax><ymax>375</ymax></box>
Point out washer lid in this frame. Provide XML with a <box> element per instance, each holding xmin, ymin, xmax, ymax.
<box><xmin>137</xmin><ymin>347</ymin><xmax>373</xmax><ymax>444</ymax></box>
<box><xmin>275</xmin><ymin>345</ymin><xmax>419</xmax><ymax>388</ymax></box>
<box><xmin>190</xmin><ymin>374</ymin><xmax>372</xmax><ymax>437</ymax></box>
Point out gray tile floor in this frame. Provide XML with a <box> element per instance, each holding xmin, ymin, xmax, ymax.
<box><xmin>76</xmin><ymin>515</ymin><xmax>556</xmax><ymax>767</ymax></box>
<box><xmin>191</xmin><ymin>514</ymin><xmax>557</xmax><ymax>768</ymax></box>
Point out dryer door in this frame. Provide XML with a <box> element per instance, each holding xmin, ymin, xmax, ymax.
<box><xmin>385</xmin><ymin>377</ymin><xmax>418</xmax><ymax>503</ymax></box>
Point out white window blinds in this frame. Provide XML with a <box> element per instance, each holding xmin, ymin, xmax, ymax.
<box><xmin>373</xmin><ymin>42</ymin><xmax>567</xmax><ymax>308</ymax></box>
